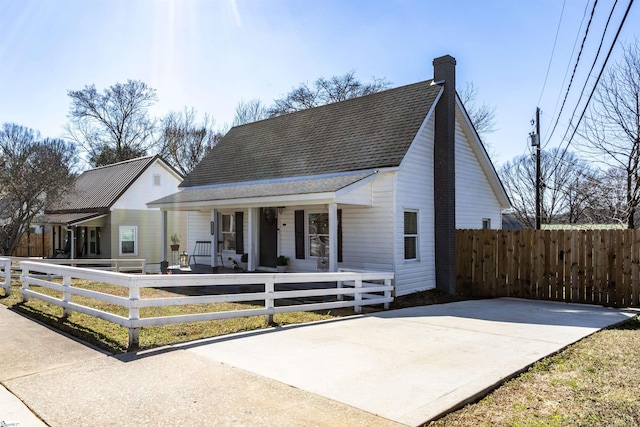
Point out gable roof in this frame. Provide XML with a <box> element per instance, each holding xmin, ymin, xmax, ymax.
<box><xmin>46</xmin><ymin>155</ymin><xmax>170</xmax><ymax>214</ymax></box>
<box><xmin>180</xmin><ymin>80</ymin><xmax>443</xmax><ymax>188</ymax></box>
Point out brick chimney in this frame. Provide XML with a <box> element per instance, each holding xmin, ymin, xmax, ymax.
<box><xmin>433</xmin><ymin>55</ymin><xmax>456</xmax><ymax>295</ymax></box>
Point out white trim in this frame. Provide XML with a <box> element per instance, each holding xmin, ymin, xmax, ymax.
<box><xmin>119</xmin><ymin>225</ymin><xmax>138</xmax><ymax>257</ymax></box>
<box><xmin>403</xmin><ymin>209</ymin><xmax>419</xmax><ymax>261</ymax></box>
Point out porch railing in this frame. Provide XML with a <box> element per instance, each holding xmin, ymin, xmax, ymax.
<box><xmin>19</xmin><ymin>261</ymin><xmax>394</xmax><ymax>350</ymax></box>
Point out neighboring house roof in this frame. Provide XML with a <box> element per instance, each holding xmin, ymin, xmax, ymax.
<box><xmin>38</xmin><ymin>156</ymin><xmax>181</xmax><ymax>226</ymax></box>
<box><xmin>541</xmin><ymin>223</ymin><xmax>626</xmax><ymax>230</ymax></box>
<box><xmin>180</xmin><ymin>80</ymin><xmax>442</xmax><ymax>188</ymax></box>
<box><xmin>502</xmin><ymin>212</ymin><xmax>524</xmax><ymax>230</ymax></box>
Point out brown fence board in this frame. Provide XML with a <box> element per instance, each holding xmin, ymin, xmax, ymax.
<box><xmin>456</xmin><ymin>229</ymin><xmax>639</xmax><ymax>308</ymax></box>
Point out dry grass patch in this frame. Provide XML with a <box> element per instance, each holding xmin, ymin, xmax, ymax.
<box><xmin>428</xmin><ymin>316</ymin><xmax>640</xmax><ymax>427</ymax></box>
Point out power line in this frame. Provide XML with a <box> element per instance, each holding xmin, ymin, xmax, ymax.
<box><xmin>546</xmin><ymin>0</ymin><xmax>635</xmax><ymax>181</ymax></box>
<box><xmin>544</xmin><ymin>0</ymin><xmax>600</xmax><ymax>146</ymax></box>
<box><xmin>545</xmin><ymin>0</ymin><xmax>620</xmax><ymax>148</ymax></box>
<box><xmin>537</xmin><ymin>0</ymin><xmax>567</xmax><ymax>107</ymax></box>
<box><xmin>542</xmin><ymin>1</ymin><xmax>591</xmax><ymax>142</ymax></box>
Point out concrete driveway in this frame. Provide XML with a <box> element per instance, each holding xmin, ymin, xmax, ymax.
<box><xmin>1</xmin><ymin>298</ymin><xmax>636</xmax><ymax>426</ymax></box>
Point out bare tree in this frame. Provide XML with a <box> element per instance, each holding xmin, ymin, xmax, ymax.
<box><xmin>267</xmin><ymin>71</ymin><xmax>390</xmax><ymax>116</ymax></box>
<box><xmin>499</xmin><ymin>148</ymin><xmax>597</xmax><ymax>228</ymax></box>
<box><xmin>577</xmin><ymin>41</ymin><xmax>640</xmax><ymax>228</ymax></box>
<box><xmin>65</xmin><ymin>80</ymin><xmax>157</xmax><ymax>167</ymax></box>
<box><xmin>158</xmin><ymin>107</ymin><xmax>224</xmax><ymax>176</ymax></box>
<box><xmin>0</xmin><ymin>123</ymin><xmax>76</xmax><ymax>255</ymax></box>
<box><xmin>232</xmin><ymin>98</ymin><xmax>269</xmax><ymax>126</ymax></box>
<box><xmin>583</xmin><ymin>167</ymin><xmax>628</xmax><ymax>225</ymax></box>
<box><xmin>458</xmin><ymin>82</ymin><xmax>497</xmax><ymax>138</ymax></box>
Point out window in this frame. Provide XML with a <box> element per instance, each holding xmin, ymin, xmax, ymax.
<box><xmin>308</xmin><ymin>212</ymin><xmax>329</xmax><ymax>257</ymax></box>
<box><xmin>153</xmin><ymin>174</ymin><xmax>161</xmax><ymax>186</ymax></box>
<box><xmin>482</xmin><ymin>218</ymin><xmax>491</xmax><ymax>229</ymax></box>
<box><xmin>221</xmin><ymin>214</ymin><xmax>236</xmax><ymax>250</ymax></box>
<box><xmin>404</xmin><ymin>211</ymin><xmax>418</xmax><ymax>260</ymax></box>
<box><xmin>119</xmin><ymin>226</ymin><xmax>137</xmax><ymax>256</ymax></box>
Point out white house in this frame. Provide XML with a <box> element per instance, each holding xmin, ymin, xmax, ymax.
<box><xmin>148</xmin><ymin>56</ymin><xmax>510</xmax><ymax>295</ymax></box>
<box><xmin>38</xmin><ymin>155</ymin><xmax>187</xmax><ymax>271</ymax></box>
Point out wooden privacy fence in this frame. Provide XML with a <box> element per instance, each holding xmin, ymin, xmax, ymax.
<box><xmin>456</xmin><ymin>229</ymin><xmax>640</xmax><ymax>307</ymax></box>
<box><xmin>13</xmin><ymin>233</ymin><xmax>50</xmax><ymax>257</ymax></box>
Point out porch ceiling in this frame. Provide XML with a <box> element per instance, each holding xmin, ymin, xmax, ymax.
<box><xmin>148</xmin><ymin>171</ymin><xmax>377</xmax><ymax>209</ymax></box>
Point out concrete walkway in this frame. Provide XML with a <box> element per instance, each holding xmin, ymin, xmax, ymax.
<box><xmin>1</xmin><ymin>299</ymin><xmax>636</xmax><ymax>426</ymax></box>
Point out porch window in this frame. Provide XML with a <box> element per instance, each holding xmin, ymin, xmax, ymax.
<box><xmin>308</xmin><ymin>212</ymin><xmax>329</xmax><ymax>257</ymax></box>
<box><xmin>404</xmin><ymin>210</ymin><xmax>418</xmax><ymax>260</ymax></box>
<box><xmin>221</xmin><ymin>214</ymin><xmax>236</xmax><ymax>251</ymax></box>
<box><xmin>119</xmin><ymin>225</ymin><xmax>137</xmax><ymax>256</ymax></box>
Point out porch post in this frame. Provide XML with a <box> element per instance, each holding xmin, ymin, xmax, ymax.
<box><xmin>248</xmin><ymin>208</ymin><xmax>259</xmax><ymax>272</ymax></box>
<box><xmin>328</xmin><ymin>203</ymin><xmax>338</xmax><ymax>272</ymax></box>
<box><xmin>211</xmin><ymin>209</ymin><xmax>218</xmax><ymax>267</ymax></box>
<box><xmin>70</xmin><ymin>227</ymin><xmax>75</xmax><ymax>260</ymax></box>
<box><xmin>161</xmin><ymin>210</ymin><xmax>167</xmax><ymax>262</ymax></box>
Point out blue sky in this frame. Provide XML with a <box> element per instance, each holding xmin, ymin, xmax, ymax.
<box><xmin>1</xmin><ymin>0</ymin><xmax>637</xmax><ymax>167</ymax></box>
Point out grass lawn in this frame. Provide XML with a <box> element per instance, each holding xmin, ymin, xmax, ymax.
<box><xmin>428</xmin><ymin>315</ymin><xmax>640</xmax><ymax>426</ymax></box>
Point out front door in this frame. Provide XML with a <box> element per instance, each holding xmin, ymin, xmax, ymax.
<box><xmin>259</xmin><ymin>207</ymin><xmax>278</xmax><ymax>267</ymax></box>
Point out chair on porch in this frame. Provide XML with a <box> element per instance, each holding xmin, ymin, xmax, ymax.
<box><xmin>54</xmin><ymin>239</ymin><xmax>71</xmax><ymax>258</ymax></box>
<box><xmin>188</xmin><ymin>241</ymin><xmax>213</xmax><ymax>272</ymax></box>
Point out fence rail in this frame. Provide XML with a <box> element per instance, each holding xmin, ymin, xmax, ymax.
<box><xmin>18</xmin><ymin>261</ymin><xmax>394</xmax><ymax>349</ymax></box>
<box><xmin>456</xmin><ymin>229</ymin><xmax>640</xmax><ymax>307</ymax></box>
<box><xmin>7</xmin><ymin>257</ymin><xmax>147</xmax><ymax>274</ymax></box>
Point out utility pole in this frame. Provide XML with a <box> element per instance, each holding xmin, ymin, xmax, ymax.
<box><xmin>535</xmin><ymin>107</ymin><xmax>541</xmax><ymax>230</ymax></box>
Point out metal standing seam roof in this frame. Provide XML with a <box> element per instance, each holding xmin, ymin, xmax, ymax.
<box><xmin>180</xmin><ymin>80</ymin><xmax>442</xmax><ymax>188</ymax></box>
<box><xmin>45</xmin><ymin>155</ymin><xmax>159</xmax><ymax>213</ymax></box>
<box><xmin>149</xmin><ymin>172</ymin><xmax>376</xmax><ymax>206</ymax></box>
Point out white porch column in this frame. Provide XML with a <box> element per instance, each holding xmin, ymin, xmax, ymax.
<box><xmin>248</xmin><ymin>207</ymin><xmax>259</xmax><ymax>271</ymax></box>
<box><xmin>70</xmin><ymin>227</ymin><xmax>75</xmax><ymax>260</ymax></box>
<box><xmin>328</xmin><ymin>203</ymin><xmax>338</xmax><ymax>272</ymax></box>
<box><xmin>161</xmin><ymin>210</ymin><xmax>167</xmax><ymax>261</ymax></box>
<box><xmin>210</xmin><ymin>209</ymin><xmax>218</xmax><ymax>267</ymax></box>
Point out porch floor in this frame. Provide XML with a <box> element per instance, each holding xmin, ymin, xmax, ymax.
<box><xmin>162</xmin><ymin>268</ymin><xmax>340</xmax><ymax>305</ymax></box>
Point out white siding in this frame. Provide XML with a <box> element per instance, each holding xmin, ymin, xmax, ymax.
<box><xmin>455</xmin><ymin>120</ymin><xmax>502</xmax><ymax>229</ymax></box>
<box><xmin>395</xmin><ymin>114</ymin><xmax>436</xmax><ymax>296</ymax></box>
<box><xmin>112</xmin><ymin>161</ymin><xmax>182</xmax><ymax>210</ymax></box>
<box><xmin>279</xmin><ymin>174</ymin><xmax>395</xmax><ymax>273</ymax></box>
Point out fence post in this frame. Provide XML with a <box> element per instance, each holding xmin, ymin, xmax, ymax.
<box><xmin>354</xmin><ymin>278</ymin><xmax>362</xmax><ymax>313</ymax></box>
<box><xmin>265</xmin><ymin>279</ymin><xmax>275</xmax><ymax>325</ymax></box>
<box><xmin>384</xmin><ymin>278</ymin><xmax>391</xmax><ymax>310</ymax></box>
<box><xmin>62</xmin><ymin>275</ymin><xmax>72</xmax><ymax>318</ymax></box>
<box><xmin>1</xmin><ymin>258</ymin><xmax>11</xmax><ymax>297</ymax></box>
<box><xmin>128</xmin><ymin>282</ymin><xmax>140</xmax><ymax>350</ymax></box>
<box><xmin>141</xmin><ymin>260</ymin><xmax>146</xmax><ymax>274</ymax></box>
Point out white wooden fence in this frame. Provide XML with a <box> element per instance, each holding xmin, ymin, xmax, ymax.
<box><xmin>1</xmin><ymin>258</ymin><xmax>11</xmax><ymax>296</ymax></box>
<box><xmin>18</xmin><ymin>260</ymin><xmax>394</xmax><ymax>349</ymax></box>
<box><xmin>9</xmin><ymin>257</ymin><xmax>147</xmax><ymax>273</ymax></box>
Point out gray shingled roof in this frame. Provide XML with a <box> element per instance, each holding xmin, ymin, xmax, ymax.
<box><xmin>46</xmin><ymin>156</ymin><xmax>159</xmax><ymax>213</ymax></box>
<box><xmin>180</xmin><ymin>80</ymin><xmax>441</xmax><ymax>188</ymax></box>
<box><xmin>150</xmin><ymin>172</ymin><xmax>375</xmax><ymax>206</ymax></box>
